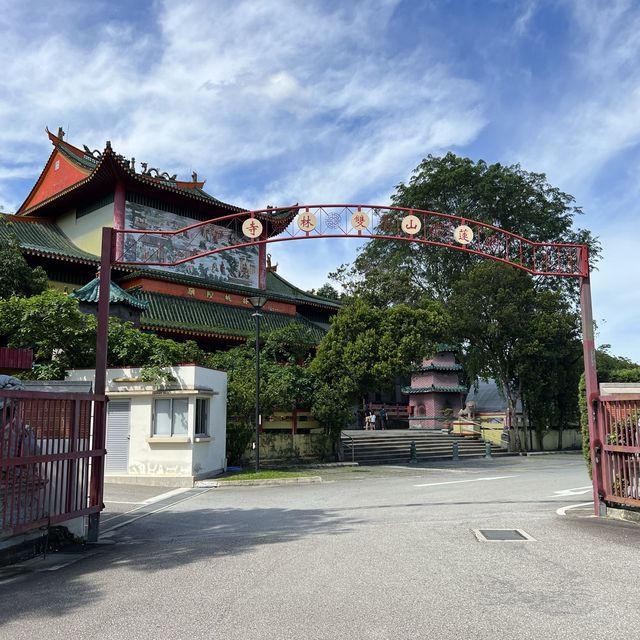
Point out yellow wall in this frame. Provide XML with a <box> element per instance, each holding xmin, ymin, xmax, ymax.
<box><xmin>263</xmin><ymin>410</ymin><xmax>322</xmax><ymax>432</ymax></box>
<box><xmin>56</xmin><ymin>204</ymin><xmax>113</xmax><ymax>255</ymax></box>
<box><xmin>452</xmin><ymin>413</ymin><xmax>506</xmax><ymax>445</ymax></box>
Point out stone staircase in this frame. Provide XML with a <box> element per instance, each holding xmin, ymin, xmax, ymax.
<box><xmin>340</xmin><ymin>429</ymin><xmax>505</xmax><ymax>465</ymax></box>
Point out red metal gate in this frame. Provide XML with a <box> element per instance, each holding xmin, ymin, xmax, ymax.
<box><xmin>0</xmin><ymin>389</ymin><xmax>106</xmax><ymax>538</ymax></box>
<box><xmin>596</xmin><ymin>395</ymin><xmax>640</xmax><ymax>509</ymax></box>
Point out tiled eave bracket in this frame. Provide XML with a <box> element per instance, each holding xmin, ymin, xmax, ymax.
<box><xmin>402</xmin><ymin>386</ymin><xmax>468</xmax><ymax>394</ymax></box>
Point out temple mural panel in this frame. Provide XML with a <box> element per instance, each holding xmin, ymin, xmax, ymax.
<box><xmin>124</xmin><ymin>201</ymin><xmax>259</xmax><ymax>287</ymax></box>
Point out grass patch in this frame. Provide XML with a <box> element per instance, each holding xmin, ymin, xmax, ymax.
<box><xmin>217</xmin><ymin>469</ymin><xmax>318</xmax><ymax>481</ymax></box>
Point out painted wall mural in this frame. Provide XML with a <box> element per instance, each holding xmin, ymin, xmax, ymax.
<box><xmin>124</xmin><ymin>201</ymin><xmax>259</xmax><ymax>287</ymax></box>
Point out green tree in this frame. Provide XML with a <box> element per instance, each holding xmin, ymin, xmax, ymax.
<box><xmin>448</xmin><ymin>261</ymin><xmax>582</xmax><ymax>450</ymax></box>
<box><xmin>309</xmin><ymin>283</ymin><xmax>342</xmax><ymax>301</ymax></box>
<box><xmin>311</xmin><ymin>299</ymin><xmax>450</xmax><ymax>405</ymax></box>
<box><xmin>330</xmin><ymin>153</ymin><xmax>599</xmax><ymax>306</ymax></box>
<box><xmin>0</xmin><ymin>219</ymin><xmax>48</xmax><ymax>300</ymax></box>
<box><xmin>206</xmin><ymin>323</ymin><xmax>319</xmax><ymax>464</ymax></box>
<box><xmin>0</xmin><ymin>289</ymin><xmax>96</xmax><ymax>379</ymax></box>
<box><xmin>0</xmin><ymin>290</ymin><xmax>207</xmax><ymax>380</ymax></box>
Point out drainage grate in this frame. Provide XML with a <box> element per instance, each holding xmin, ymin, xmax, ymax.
<box><xmin>473</xmin><ymin>529</ymin><xmax>536</xmax><ymax>542</ymax></box>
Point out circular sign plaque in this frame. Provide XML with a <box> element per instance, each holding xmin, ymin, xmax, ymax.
<box><xmin>242</xmin><ymin>218</ymin><xmax>263</xmax><ymax>239</ymax></box>
<box><xmin>297</xmin><ymin>212</ymin><xmax>318</xmax><ymax>232</ymax></box>
<box><xmin>401</xmin><ymin>215</ymin><xmax>422</xmax><ymax>235</ymax></box>
<box><xmin>351</xmin><ymin>211</ymin><xmax>370</xmax><ymax>231</ymax></box>
<box><xmin>453</xmin><ymin>224</ymin><xmax>474</xmax><ymax>245</ymax></box>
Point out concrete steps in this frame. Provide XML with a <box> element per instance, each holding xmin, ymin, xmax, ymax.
<box><xmin>340</xmin><ymin>429</ymin><xmax>506</xmax><ymax>464</ymax></box>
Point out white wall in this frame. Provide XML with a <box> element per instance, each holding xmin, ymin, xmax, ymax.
<box><xmin>67</xmin><ymin>365</ymin><xmax>227</xmax><ymax>483</ymax></box>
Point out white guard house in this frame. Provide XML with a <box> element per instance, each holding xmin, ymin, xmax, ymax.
<box><xmin>66</xmin><ymin>365</ymin><xmax>227</xmax><ymax>486</ymax></box>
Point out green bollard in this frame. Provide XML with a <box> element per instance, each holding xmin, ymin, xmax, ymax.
<box><xmin>485</xmin><ymin>442</ymin><xmax>492</xmax><ymax>459</ymax></box>
<box><xmin>409</xmin><ymin>440</ymin><xmax>418</xmax><ymax>464</ymax></box>
<box><xmin>452</xmin><ymin>442</ymin><xmax>459</xmax><ymax>461</ymax></box>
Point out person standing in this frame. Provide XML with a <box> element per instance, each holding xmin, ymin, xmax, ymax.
<box><xmin>370</xmin><ymin>411</ymin><xmax>377</xmax><ymax>430</ymax></box>
<box><xmin>379</xmin><ymin>406</ymin><xmax>387</xmax><ymax>430</ymax></box>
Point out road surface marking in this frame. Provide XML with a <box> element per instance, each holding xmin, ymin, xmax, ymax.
<box><xmin>101</xmin><ymin>488</ymin><xmax>191</xmax><ymax>523</ymax></box>
<box><xmin>415</xmin><ymin>475</ymin><xmax>517</xmax><ymax>487</ymax></box>
<box><xmin>548</xmin><ymin>486</ymin><xmax>593</xmax><ymax>498</ymax></box>
<box><xmin>101</xmin><ymin>488</ymin><xmax>212</xmax><ymax>536</ymax></box>
<box><xmin>556</xmin><ymin>501</ymin><xmax>594</xmax><ymax>516</ymax></box>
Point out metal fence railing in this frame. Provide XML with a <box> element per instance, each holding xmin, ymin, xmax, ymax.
<box><xmin>598</xmin><ymin>395</ymin><xmax>640</xmax><ymax>509</ymax></box>
<box><xmin>1</xmin><ymin>389</ymin><xmax>106</xmax><ymax>538</ymax></box>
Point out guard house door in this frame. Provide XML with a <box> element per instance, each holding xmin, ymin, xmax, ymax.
<box><xmin>106</xmin><ymin>400</ymin><xmax>131</xmax><ymax>473</ymax></box>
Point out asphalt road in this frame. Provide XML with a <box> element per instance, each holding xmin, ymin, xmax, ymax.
<box><xmin>1</xmin><ymin>454</ymin><xmax>639</xmax><ymax>640</ymax></box>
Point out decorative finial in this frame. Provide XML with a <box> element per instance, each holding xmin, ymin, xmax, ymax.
<box><xmin>106</xmin><ymin>140</ymin><xmax>112</xmax><ymax>150</ymax></box>
<box><xmin>57</xmin><ymin>126</ymin><xmax>65</xmax><ymax>140</ymax></box>
<box><xmin>131</xmin><ymin>157</ymin><xmax>135</xmax><ymax>171</ymax></box>
<box><xmin>192</xmin><ymin>171</ymin><xmax>198</xmax><ymax>182</ymax></box>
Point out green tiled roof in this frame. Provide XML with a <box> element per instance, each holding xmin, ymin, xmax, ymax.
<box><xmin>120</xmin><ymin>269</ymin><xmax>341</xmax><ymax>310</ymax></box>
<box><xmin>436</xmin><ymin>343</ymin><xmax>459</xmax><ymax>352</ymax></box>
<box><xmin>402</xmin><ymin>385</ymin><xmax>468</xmax><ymax>395</ymax></box>
<box><xmin>137</xmin><ymin>291</ymin><xmax>326</xmax><ymax>342</ymax></box>
<box><xmin>266</xmin><ymin>272</ymin><xmax>342</xmax><ymax>309</ymax></box>
<box><xmin>414</xmin><ymin>363</ymin><xmax>463</xmax><ymax>372</ymax></box>
<box><xmin>0</xmin><ymin>215</ymin><xmax>99</xmax><ymax>264</ymax></box>
<box><xmin>70</xmin><ymin>278</ymin><xmax>149</xmax><ymax>310</ymax></box>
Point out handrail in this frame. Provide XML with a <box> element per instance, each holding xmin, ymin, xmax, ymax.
<box><xmin>341</xmin><ymin>431</ymin><xmax>355</xmax><ymax>463</ymax></box>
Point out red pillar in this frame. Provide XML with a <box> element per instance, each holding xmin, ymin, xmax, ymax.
<box><xmin>579</xmin><ymin>249</ymin><xmax>603</xmax><ymax>515</ymax></box>
<box><xmin>88</xmin><ymin>227</ymin><xmax>114</xmax><ymax>542</ymax></box>
<box><xmin>114</xmin><ymin>180</ymin><xmax>125</xmax><ymax>260</ymax></box>
<box><xmin>258</xmin><ymin>240</ymin><xmax>267</xmax><ymax>289</ymax></box>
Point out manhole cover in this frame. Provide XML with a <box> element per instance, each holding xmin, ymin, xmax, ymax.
<box><xmin>473</xmin><ymin>529</ymin><xmax>536</xmax><ymax>542</ymax></box>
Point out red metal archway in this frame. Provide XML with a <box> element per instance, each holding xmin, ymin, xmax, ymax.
<box><xmin>90</xmin><ymin>204</ymin><xmax>615</xmax><ymax>536</ymax></box>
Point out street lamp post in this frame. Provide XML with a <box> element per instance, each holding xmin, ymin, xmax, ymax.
<box><xmin>248</xmin><ymin>296</ymin><xmax>267</xmax><ymax>472</ymax></box>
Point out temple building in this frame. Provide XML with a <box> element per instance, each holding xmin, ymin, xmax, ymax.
<box><xmin>5</xmin><ymin>128</ymin><xmax>339</xmax><ymax>350</ymax></box>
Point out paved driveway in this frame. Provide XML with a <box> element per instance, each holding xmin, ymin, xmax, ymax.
<box><xmin>1</xmin><ymin>455</ymin><xmax>638</xmax><ymax>640</ymax></box>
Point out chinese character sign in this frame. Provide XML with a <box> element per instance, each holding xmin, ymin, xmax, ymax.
<box><xmin>350</xmin><ymin>211</ymin><xmax>370</xmax><ymax>231</ymax></box>
<box><xmin>242</xmin><ymin>218</ymin><xmax>264</xmax><ymax>239</ymax></box>
<box><xmin>297</xmin><ymin>212</ymin><xmax>318</xmax><ymax>232</ymax></box>
<box><xmin>401</xmin><ymin>214</ymin><xmax>421</xmax><ymax>235</ymax></box>
<box><xmin>453</xmin><ymin>224</ymin><xmax>474</xmax><ymax>245</ymax></box>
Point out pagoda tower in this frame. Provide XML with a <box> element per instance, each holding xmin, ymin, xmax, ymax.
<box><xmin>404</xmin><ymin>345</ymin><xmax>467</xmax><ymax>430</ymax></box>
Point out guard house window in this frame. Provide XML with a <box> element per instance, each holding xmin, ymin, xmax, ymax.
<box><xmin>153</xmin><ymin>398</ymin><xmax>188</xmax><ymax>436</ymax></box>
<box><xmin>195</xmin><ymin>398</ymin><xmax>209</xmax><ymax>436</ymax></box>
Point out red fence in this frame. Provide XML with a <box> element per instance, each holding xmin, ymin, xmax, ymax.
<box><xmin>598</xmin><ymin>395</ymin><xmax>640</xmax><ymax>509</ymax></box>
<box><xmin>0</xmin><ymin>348</ymin><xmax>33</xmax><ymax>371</ymax></box>
<box><xmin>0</xmin><ymin>389</ymin><xmax>106</xmax><ymax>538</ymax></box>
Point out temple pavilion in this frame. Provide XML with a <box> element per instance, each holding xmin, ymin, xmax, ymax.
<box><xmin>4</xmin><ymin>128</ymin><xmax>339</xmax><ymax>350</ymax></box>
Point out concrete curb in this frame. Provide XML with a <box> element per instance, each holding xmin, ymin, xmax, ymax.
<box><xmin>525</xmin><ymin>450</ymin><xmax>581</xmax><ymax>456</ymax></box>
<box><xmin>607</xmin><ymin>506</ymin><xmax>640</xmax><ymax>525</ymax></box>
<box><xmin>196</xmin><ymin>476</ymin><xmax>322</xmax><ymax>488</ymax></box>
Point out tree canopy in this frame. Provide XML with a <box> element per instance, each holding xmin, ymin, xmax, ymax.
<box><xmin>0</xmin><ymin>219</ymin><xmax>48</xmax><ymax>300</ymax></box>
<box><xmin>310</xmin><ymin>299</ymin><xmax>449</xmax><ymax>403</ymax></box>
<box><xmin>330</xmin><ymin>152</ymin><xmax>599</xmax><ymax>306</ymax></box>
<box><xmin>448</xmin><ymin>261</ymin><xmax>583</xmax><ymax>449</ymax></box>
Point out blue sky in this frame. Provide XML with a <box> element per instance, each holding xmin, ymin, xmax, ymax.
<box><xmin>1</xmin><ymin>0</ymin><xmax>639</xmax><ymax>362</ymax></box>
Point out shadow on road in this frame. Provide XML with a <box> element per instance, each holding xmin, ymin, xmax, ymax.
<box><xmin>0</xmin><ymin>505</ymin><xmax>359</xmax><ymax>627</ymax></box>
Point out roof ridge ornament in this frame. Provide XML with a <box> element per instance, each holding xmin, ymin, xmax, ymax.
<box><xmin>83</xmin><ymin>145</ymin><xmax>103</xmax><ymax>160</ymax></box>
<box><xmin>139</xmin><ymin>162</ymin><xmax>177</xmax><ymax>181</ymax></box>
